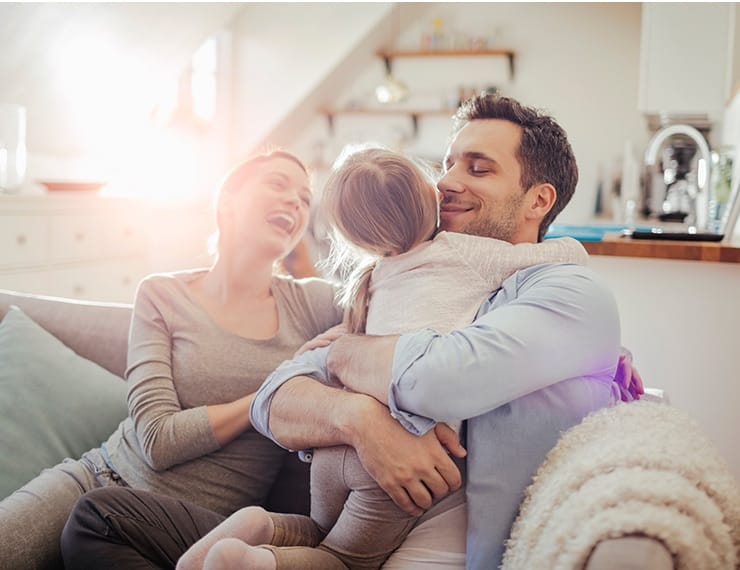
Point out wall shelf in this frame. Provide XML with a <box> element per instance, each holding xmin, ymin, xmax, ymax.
<box><xmin>318</xmin><ymin>48</ymin><xmax>517</xmax><ymax>138</ymax></box>
<box><xmin>319</xmin><ymin>108</ymin><xmax>455</xmax><ymax>136</ymax></box>
<box><xmin>376</xmin><ymin>48</ymin><xmax>516</xmax><ymax>79</ymax></box>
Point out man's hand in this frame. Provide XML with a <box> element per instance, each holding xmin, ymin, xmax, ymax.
<box><xmin>615</xmin><ymin>350</ymin><xmax>645</xmax><ymax>401</ymax></box>
<box><xmin>349</xmin><ymin>397</ymin><xmax>466</xmax><ymax>516</ymax></box>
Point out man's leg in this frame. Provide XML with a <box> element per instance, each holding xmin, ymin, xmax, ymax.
<box><xmin>61</xmin><ymin>487</ymin><xmax>225</xmax><ymax>570</ymax></box>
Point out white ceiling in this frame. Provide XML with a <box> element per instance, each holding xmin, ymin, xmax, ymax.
<box><xmin>0</xmin><ymin>2</ymin><xmax>244</xmax><ymax>155</ymax></box>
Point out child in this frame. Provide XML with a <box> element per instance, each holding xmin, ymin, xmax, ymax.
<box><xmin>177</xmin><ymin>146</ymin><xmax>589</xmax><ymax>570</ymax></box>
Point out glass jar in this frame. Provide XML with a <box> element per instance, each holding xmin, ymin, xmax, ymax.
<box><xmin>707</xmin><ymin>146</ymin><xmax>735</xmax><ymax>233</ymax></box>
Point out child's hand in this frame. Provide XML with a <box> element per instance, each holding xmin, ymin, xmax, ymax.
<box><xmin>293</xmin><ymin>324</ymin><xmax>349</xmax><ymax>357</ymax></box>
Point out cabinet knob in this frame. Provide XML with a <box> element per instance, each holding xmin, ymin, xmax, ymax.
<box><xmin>72</xmin><ymin>285</ymin><xmax>85</xmax><ymax>296</ymax></box>
<box><xmin>16</xmin><ymin>234</ymin><xmax>27</xmax><ymax>246</ymax></box>
<box><xmin>74</xmin><ymin>232</ymin><xmax>85</xmax><ymax>241</ymax></box>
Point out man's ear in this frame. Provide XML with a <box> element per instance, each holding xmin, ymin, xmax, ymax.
<box><xmin>525</xmin><ymin>183</ymin><xmax>557</xmax><ymax>221</ymax></box>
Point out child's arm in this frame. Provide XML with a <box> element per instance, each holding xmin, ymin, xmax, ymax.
<box><xmin>450</xmin><ymin>233</ymin><xmax>589</xmax><ymax>290</ymax></box>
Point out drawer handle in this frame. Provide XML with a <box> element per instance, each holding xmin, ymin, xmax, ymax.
<box><xmin>16</xmin><ymin>234</ymin><xmax>27</xmax><ymax>246</ymax></box>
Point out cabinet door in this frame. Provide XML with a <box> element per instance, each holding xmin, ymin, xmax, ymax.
<box><xmin>47</xmin><ymin>259</ymin><xmax>148</xmax><ymax>303</ymax></box>
<box><xmin>103</xmin><ymin>215</ymin><xmax>147</xmax><ymax>257</ymax></box>
<box><xmin>0</xmin><ymin>269</ymin><xmax>51</xmax><ymax>295</ymax></box>
<box><xmin>639</xmin><ymin>3</ymin><xmax>734</xmax><ymax>118</ymax></box>
<box><xmin>0</xmin><ymin>215</ymin><xmax>48</xmax><ymax>268</ymax></box>
<box><xmin>49</xmin><ymin>215</ymin><xmax>103</xmax><ymax>262</ymax></box>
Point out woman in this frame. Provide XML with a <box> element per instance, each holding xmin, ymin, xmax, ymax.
<box><xmin>0</xmin><ymin>150</ymin><xmax>343</xmax><ymax>570</ymax></box>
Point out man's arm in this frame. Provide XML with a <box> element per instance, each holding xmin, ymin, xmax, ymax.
<box><xmin>250</xmin><ymin>347</ymin><xmax>465</xmax><ymax>515</ymax></box>
<box><xmin>334</xmin><ymin>265</ymin><xmax>623</xmax><ymax>428</ymax></box>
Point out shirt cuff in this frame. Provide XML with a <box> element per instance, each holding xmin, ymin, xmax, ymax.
<box><xmin>250</xmin><ymin>346</ymin><xmax>331</xmax><ymax>447</ymax></box>
<box><xmin>388</xmin><ymin>330</ymin><xmax>438</xmax><ymax>436</ymax></box>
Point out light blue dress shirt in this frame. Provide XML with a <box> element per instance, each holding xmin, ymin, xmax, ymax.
<box><xmin>251</xmin><ymin>263</ymin><xmax>621</xmax><ymax>569</ymax></box>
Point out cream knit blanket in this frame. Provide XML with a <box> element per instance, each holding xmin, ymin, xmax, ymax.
<box><xmin>501</xmin><ymin>401</ymin><xmax>740</xmax><ymax>570</ymax></box>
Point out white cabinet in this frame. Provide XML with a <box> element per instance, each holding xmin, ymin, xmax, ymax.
<box><xmin>639</xmin><ymin>3</ymin><xmax>735</xmax><ymax>118</ymax></box>
<box><xmin>0</xmin><ymin>194</ymin><xmax>152</xmax><ymax>303</ymax></box>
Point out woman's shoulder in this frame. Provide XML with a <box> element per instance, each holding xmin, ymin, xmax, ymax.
<box><xmin>272</xmin><ymin>273</ymin><xmax>339</xmax><ymax>302</ymax></box>
<box><xmin>135</xmin><ymin>269</ymin><xmax>207</xmax><ymax>300</ymax></box>
<box><xmin>272</xmin><ymin>274</ymin><xmax>343</xmax><ymax>330</ymax></box>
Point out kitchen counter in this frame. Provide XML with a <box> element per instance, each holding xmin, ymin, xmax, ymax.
<box><xmin>583</xmin><ymin>234</ymin><xmax>740</xmax><ymax>263</ymax></box>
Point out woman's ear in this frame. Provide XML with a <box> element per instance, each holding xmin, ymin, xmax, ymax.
<box><xmin>525</xmin><ymin>183</ymin><xmax>557</xmax><ymax>221</ymax></box>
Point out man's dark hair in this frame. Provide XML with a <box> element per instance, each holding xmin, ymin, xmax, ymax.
<box><xmin>452</xmin><ymin>95</ymin><xmax>578</xmax><ymax>241</ymax></box>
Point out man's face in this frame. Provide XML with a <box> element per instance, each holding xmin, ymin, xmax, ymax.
<box><xmin>438</xmin><ymin>119</ymin><xmax>530</xmax><ymax>243</ymax></box>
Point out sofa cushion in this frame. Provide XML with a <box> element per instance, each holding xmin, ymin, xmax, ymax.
<box><xmin>0</xmin><ymin>306</ymin><xmax>128</xmax><ymax>499</ymax></box>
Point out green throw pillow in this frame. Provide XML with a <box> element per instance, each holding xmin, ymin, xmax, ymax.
<box><xmin>0</xmin><ymin>306</ymin><xmax>128</xmax><ymax>499</ymax></box>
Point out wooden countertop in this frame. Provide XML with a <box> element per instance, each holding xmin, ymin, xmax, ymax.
<box><xmin>583</xmin><ymin>234</ymin><xmax>740</xmax><ymax>263</ymax></box>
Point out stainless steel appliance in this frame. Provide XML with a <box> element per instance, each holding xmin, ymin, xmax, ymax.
<box><xmin>642</xmin><ymin>123</ymin><xmax>712</xmax><ymax>231</ymax></box>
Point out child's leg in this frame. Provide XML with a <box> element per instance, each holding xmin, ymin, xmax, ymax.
<box><xmin>176</xmin><ymin>506</ymin><xmax>274</xmax><ymax>570</ymax></box>
<box><xmin>275</xmin><ymin>446</ymin><xmax>419</xmax><ymax>570</ymax></box>
<box><xmin>203</xmin><ymin>538</ymin><xmax>276</xmax><ymax>570</ymax></box>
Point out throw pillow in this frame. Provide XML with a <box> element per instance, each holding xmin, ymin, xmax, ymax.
<box><xmin>0</xmin><ymin>306</ymin><xmax>128</xmax><ymax>499</ymax></box>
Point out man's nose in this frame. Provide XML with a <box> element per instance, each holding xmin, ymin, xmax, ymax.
<box><xmin>437</xmin><ymin>169</ymin><xmax>464</xmax><ymax>194</ymax></box>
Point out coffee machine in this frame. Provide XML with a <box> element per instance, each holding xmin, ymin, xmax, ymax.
<box><xmin>642</xmin><ymin>117</ymin><xmax>712</xmax><ymax>229</ymax></box>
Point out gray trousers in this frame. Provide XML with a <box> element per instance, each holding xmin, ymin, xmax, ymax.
<box><xmin>0</xmin><ymin>447</ymin><xmax>128</xmax><ymax>570</ymax></box>
<box><xmin>265</xmin><ymin>445</ymin><xmax>419</xmax><ymax>570</ymax></box>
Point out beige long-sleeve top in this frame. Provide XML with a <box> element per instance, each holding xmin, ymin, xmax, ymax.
<box><xmin>367</xmin><ymin>232</ymin><xmax>589</xmax><ymax>335</ymax></box>
<box><xmin>103</xmin><ymin>270</ymin><xmax>342</xmax><ymax>515</ymax></box>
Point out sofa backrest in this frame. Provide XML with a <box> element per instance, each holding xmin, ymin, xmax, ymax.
<box><xmin>0</xmin><ymin>289</ymin><xmax>132</xmax><ymax>378</ymax></box>
<box><xmin>0</xmin><ymin>289</ymin><xmax>311</xmax><ymax>515</ymax></box>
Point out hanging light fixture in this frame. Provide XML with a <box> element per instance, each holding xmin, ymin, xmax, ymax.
<box><xmin>375</xmin><ymin>5</ymin><xmax>408</xmax><ymax>104</ymax></box>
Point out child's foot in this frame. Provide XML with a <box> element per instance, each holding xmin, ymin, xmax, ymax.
<box><xmin>227</xmin><ymin>506</ymin><xmax>275</xmax><ymax>545</ymax></box>
<box><xmin>203</xmin><ymin>538</ymin><xmax>276</xmax><ymax>570</ymax></box>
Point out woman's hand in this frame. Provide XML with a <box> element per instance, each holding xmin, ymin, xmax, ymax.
<box><xmin>293</xmin><ymin>323</ymin><xmax>348</xmax><ymax>357</ymax></box>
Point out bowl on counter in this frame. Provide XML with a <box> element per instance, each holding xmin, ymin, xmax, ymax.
<box><xmin>38</xmin><ymin>180</ymin><xmax>108</xmax><ymax>193</ymax></box>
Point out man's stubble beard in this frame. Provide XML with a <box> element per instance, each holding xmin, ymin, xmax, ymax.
<box><xmin>455</xmin><ymin>191</ymin><xmax>526</xmax><ymax>242</ymax></box>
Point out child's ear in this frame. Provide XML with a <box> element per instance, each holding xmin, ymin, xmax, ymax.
<box><xmin>526</xmin><ymin>183</ymin><xmax>557</xmax><ymax>221</ymax></box>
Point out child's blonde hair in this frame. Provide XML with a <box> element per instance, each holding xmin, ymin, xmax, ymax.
<box><xmin>321</xmin><ymin>146</ymin><xmax>439</xmax><ymax>333</ymax></box>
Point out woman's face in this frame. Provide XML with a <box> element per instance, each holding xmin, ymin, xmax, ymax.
<box><xmin>219</xmin><ymin>157</ymin><xmax>312</xmax><ymax>260</ymax></box>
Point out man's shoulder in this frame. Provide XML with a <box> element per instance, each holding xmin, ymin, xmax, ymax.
<box><xmin>511</xmin><ymin>262</ymin><xmax>614</xmax><ymax>303</ymax></box>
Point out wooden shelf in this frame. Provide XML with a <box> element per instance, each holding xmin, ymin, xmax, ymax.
<box><xmin>319</xmin><ymin>108</ymin><xmax>455</xmax><ymax>135</ymax></box>
<box><xmin>376</xmin><ymin>48</ymin><xmax>516</xmax><ymax>79</ymax></box>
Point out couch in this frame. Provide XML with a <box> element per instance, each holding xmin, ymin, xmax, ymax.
<box><xmin>2</xmin><ymin>288</ymin><xmax>737</xmax><ymax>569</ymax></box>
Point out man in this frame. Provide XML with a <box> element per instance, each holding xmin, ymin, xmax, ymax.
<box><xmin>61</xmin><ymin>95</ymin><xmax>642</xmax><ymax>569</ymax></box>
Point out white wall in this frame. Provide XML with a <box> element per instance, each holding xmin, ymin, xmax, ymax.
<box><xmin>291</xmin><ymin>2</ymin><xmax>648</xmax><ymax>224</ymax></box>
<box><xmin>229</xmin><ymin>3</ymin><xmax>394</xmax><ymax>159</ymax></box>
<box><xmin>590</xmin><ymin>255</ymin><xmax>740</xmax><ymax>482</ymax></box>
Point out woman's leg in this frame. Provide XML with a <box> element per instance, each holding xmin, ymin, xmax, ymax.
<box><xmin>0</xmin><ymin>450</ymin><xmax>112</xmax><ymax>570</ymax></box>
<box><xmin>61</xmin><ymin>487</ymin><xmax>225</xmax><ymax>570</ymax></box>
